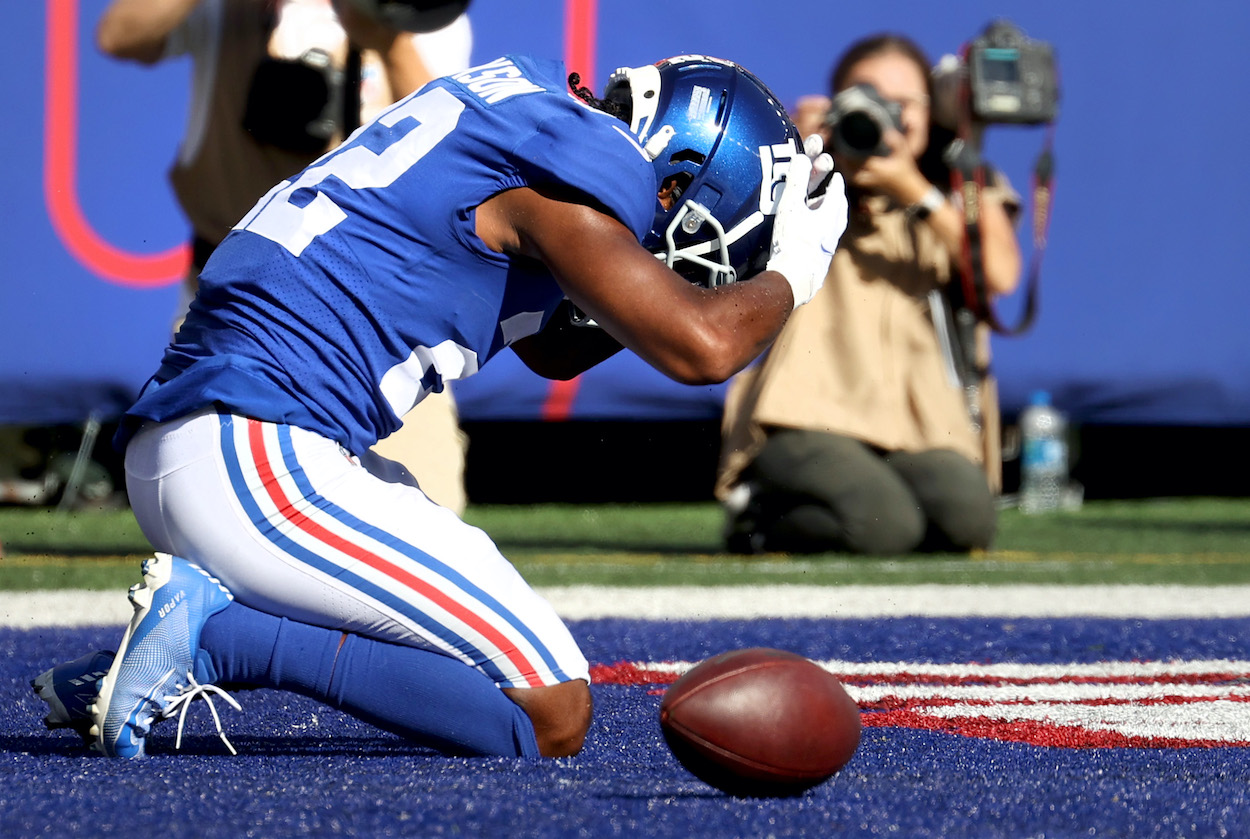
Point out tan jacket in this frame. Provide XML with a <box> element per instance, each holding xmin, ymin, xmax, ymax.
<box><xmin>167</xmin><ymin>0</ymin><xmax>326</xmax><ymax>247</ymax></box>
<box><xmin>717</xmin><ymin>186</ymin><xmax>1015</xmax><ymax>499</ymax></box>
<box><xmin>165</xmin><ymin>0</ymin><xmax>470</xmax><ymax>247</ymax></box>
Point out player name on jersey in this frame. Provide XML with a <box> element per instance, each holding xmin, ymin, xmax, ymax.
<box><xmin>451</xmin><ymin>58</ymin><xmax>543</xmax><ymax>104</ymax></box>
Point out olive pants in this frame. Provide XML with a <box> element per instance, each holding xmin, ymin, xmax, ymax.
<box><xmin>726</xmin><ymin>428</ymin><xmax>997</xmax><ymax>555</ymax></box>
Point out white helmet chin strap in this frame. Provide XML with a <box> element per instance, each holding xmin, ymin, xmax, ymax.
<box><xmin>643</xmin><ymin>125</ymin><xmax>675</xmax><ymax>161</ymax></box>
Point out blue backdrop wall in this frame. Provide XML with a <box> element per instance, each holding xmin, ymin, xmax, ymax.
<box><xmin>4</xmin><ymin>0</ymin><xmax>1249</xmax><ymax>429</ymax></box>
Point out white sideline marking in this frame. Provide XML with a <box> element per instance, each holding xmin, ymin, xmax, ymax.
<box><xmin>539</xmin><ymin>584</ymin><xmax>1250</xmax><ymax>620</ymax></box>
<box><xmin>3</xmin><ymin>584</ymin><xmax>1250</xmax><ymax>628</ymax></box>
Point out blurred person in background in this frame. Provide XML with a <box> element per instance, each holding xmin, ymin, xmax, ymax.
<box><xmin>717</xmin><ymin>33</ymin><xmax>1022</xmax><ymax>556</ymax></box>
<box><xmin>96</xmin><ymin>0</ymin><xmax>471</xmax><ymax>512</ymax></box>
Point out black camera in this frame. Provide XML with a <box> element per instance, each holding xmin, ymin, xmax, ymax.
<box><xmin>965</xmin><ymin>20</ymin><xmax>1058</xmax><ymax>125</ymax></box>
<box><xmin>243</xmin><ymin>48</ymin><xmax>342</xmax><ymax>154</ymax></box>
<box><xmin>824</xmin><ymin>83</ymin><xmax>903</xmax><ymax>160</ymax></box>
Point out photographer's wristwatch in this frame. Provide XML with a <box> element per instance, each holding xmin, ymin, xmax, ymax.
<box><xmin>905</xmin><ymin>186</ymin><xmax>945</xmax><ymax>221</ymax></box>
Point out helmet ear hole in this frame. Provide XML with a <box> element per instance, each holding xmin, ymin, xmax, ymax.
<box><xmin>658</xmin><ymin>173</ymin><xmax>693</xmax><ymax>210</ymax></box>
<box><xmin>667</xmin><ymin>149</ymin><xmax>706</xmax><ymax>167</ymax></box>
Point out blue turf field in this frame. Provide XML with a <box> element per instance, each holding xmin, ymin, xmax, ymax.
<box><xmin>4</xmin><ymin>618</ymin><xmax>1248</xmax><ymax>837</ymax></box>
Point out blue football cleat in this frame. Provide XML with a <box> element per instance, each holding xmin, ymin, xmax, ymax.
<box><xmin>31</xmin><ymin>649</ymin><xmax>116</xmax><ymax>747</ymax></box>
<box><xmin>89</xmin><ymin>553</ymin><xmax>240</xmax><ymax>758</ymax></box>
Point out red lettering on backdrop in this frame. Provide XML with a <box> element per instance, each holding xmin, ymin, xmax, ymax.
<box><xmin>542</xmin><ymin>0</ymin><xmax>598</xmax><ymax>420</ymax></box>
<box><xmin>45</xmin><ymin>0</ymin><xmax>192</xmax><ymax>287</ymax></box>
<box><xmin>50</xmin><ymin>0</ymin><xmax>597</xmax><ymax>419</ymax></box>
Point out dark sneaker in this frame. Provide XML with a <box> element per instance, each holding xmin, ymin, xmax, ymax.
<box><xmin>31</xmin><ymin>649</ymin><xmax>116</xmax><ymax>747</ymax></box>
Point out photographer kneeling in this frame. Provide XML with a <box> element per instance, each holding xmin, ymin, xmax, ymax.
<box><xmin>717</xmin><ymin>33</ymin><xmax>1022</xmax><ymax>555</ymax></box>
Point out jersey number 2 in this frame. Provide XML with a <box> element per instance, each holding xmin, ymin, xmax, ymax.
<box><xmin>236</xmin><ymin>87</ymin><xmax>465</xmax><ymax>256</ymax></box>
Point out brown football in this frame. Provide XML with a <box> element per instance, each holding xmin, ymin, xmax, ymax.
<box><xmin>659</xmin><ymin>647</ymin><xmax>861</xmax><ymax>797</ymax></box>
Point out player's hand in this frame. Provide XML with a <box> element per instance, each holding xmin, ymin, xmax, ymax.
<box><xmin>766</xmin><ymin>141</ymin><xmax>848</xmax><ymax>309</ymax></box>
<box><xmin>802</xmin><ymin>133</ymin><xmax>836</xmax><ymax>208</ymax></box>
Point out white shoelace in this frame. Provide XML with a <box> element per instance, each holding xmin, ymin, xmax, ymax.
<box><xmin>163</xmin><ymin>672</ymin><xmax>243</xmax><ymax>755</ymax></box>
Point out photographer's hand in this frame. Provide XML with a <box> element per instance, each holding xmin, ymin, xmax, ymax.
<box><xmin>792</xmin><ymin>95</ymin><xmax>833</xmax><ymax>146</ymax></box>
<box><xmin>96</xmin><ymin>0</ymin><xmax>202</xmax><ymax>64</ymax></box>
<box><xmin>332</xmin><ymin>0</ymin><xmax>437</xmax><ymax>108</ymax></box>
<box><xmin>335</xmin><ymin>0</ymin><xmax>402</xmax><ymax>51</ymax></box>
<box><xmin>851</xmin><ymin>130</ymin><xmax>1020</xmax><ymax>297</ymax></box>
<box><xmin>847</xmin><ymin>130</ymin><xmax>932</xmax><ymax>208</ymax></box>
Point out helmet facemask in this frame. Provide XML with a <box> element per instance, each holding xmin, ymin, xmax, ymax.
<box><xmin>605</xmin><ymin>57</ymin><xmax>802</xmax><ymax>288</ymax></box>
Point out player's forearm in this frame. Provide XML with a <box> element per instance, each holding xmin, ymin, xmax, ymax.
<box><xmin>681</xmin><ymin>272</ymin><xmax>794</xmax><ymax>383</ymax></box>
<box><xmin>96</xmin><ymin>0</ymin><xmax>200</xmax><ymax>63</ymax></box>
<box><xmin>608</xmin><ymin>272</ymin><xmax>793</xmax><ymax>387</ymax></box>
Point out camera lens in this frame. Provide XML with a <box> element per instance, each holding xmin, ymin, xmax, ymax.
<box><xmin>827</xmin><ymin>84</ymin><xmax>901</xmax><ymax>158</ymax></box>
<box><xmin>836</xmin><ymin>111</ymin><xmax>884</xmax><ymax>154</ymax></box>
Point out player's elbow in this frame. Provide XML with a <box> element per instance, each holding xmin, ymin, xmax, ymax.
<box><xmin>667</xmin><ymin>360</ymin><xmax>737</xmax><ymax>387</ymax></box>
<box><xmin>661</xmin><ymin>325</ymin><xmax>749</xmax><ymax>386</ymax></box>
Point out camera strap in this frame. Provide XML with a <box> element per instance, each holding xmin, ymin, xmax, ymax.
<box><xmin>342</xmin><ymin>46</ymin><xmax>363</xmax><ymax>135</ymax></box>
<box><xmin>948</xmin><ymin>127</ymin><xmax>1055</xmax><ymax>337</ymax></box>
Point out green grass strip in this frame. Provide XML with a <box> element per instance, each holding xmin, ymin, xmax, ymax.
<box><xmin>2</xmin><ymin>498</ymin><xmax>1248</xmax><ymax>590</ymax></box>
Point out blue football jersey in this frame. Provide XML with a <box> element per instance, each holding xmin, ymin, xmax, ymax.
<box><xmin>122</xmin><ymin>56</ymin><xmax>657</xmax><ymax>454</ymax></box>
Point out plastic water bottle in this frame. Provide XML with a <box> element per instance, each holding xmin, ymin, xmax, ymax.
<box><xmin>1019</xmin><ymin>390</ymin><xmax>1068</xmax><ymax>514</ymax></box>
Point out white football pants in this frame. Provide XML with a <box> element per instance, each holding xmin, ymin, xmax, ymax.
<box><xmin>124</xmin><ymin>407</ymin><xmax>589</xmax><ymax>689</ymax></box>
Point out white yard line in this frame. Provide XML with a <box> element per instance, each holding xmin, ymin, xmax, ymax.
<box><xmin>540</xmin><ymin>584</ymin><xmax>1250</xmax><ymax>620</ymax></box>
<box><xmin>3</xmin><ymin>584</ymin><xmax>1250</xmax><ymax>628</ymax></box>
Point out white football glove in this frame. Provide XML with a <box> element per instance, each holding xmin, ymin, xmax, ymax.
<box><xmin>766</xmin><ymin>135</ymin><xmax>849</xmax><ymax>309</ymax></box>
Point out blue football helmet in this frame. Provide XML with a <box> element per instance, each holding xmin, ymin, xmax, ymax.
<box><xmin>604</xmin><ymin>56</ymin><xmax>802</xmax><ymax>286</ymax></box>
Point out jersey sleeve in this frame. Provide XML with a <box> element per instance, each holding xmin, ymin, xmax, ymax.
<box><xmin>511</xmin><ymin>106</ymin><xmax>658</xmax><ymax>242</ymax></box>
